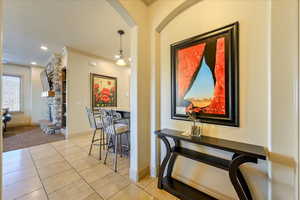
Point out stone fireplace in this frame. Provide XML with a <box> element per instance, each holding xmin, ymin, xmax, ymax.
<box><xmin>40</xmin><ymin>54</ymin><xmax>65</xmax><ymax>134</ymax></box>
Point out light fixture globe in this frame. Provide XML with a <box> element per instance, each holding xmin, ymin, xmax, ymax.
<box><xmin>116</xmin><ymin>58</ymin><xmax>127</xmax><ymax>66</ymax></box>
<box><xmin>40</xmin><ymin>45</ymin><xmax>48</xmax><ymax>51</ymax></box>
<box><xmin>116</xmin><ymin>30</ymin><xmax>127</xmax><ymax>66</ymax></box>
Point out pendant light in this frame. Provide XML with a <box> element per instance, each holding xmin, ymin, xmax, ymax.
<box><xmin>116</xmin><ymin>30</ymin><xmax>127</xmax><ymax>66</ymax></box>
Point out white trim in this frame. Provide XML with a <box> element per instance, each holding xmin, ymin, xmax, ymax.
<box><xmin>298</xmin><ymin>0</ymin><xmax>300</xmax><ymax>198</ymax></box>
<box><xmin>129</xmin><ymin>165</ymin><xmax>150</xmax><ymax>182</ymax></box>
<box><xmin>266</xmin><ymin>0</ymin><xmax>272</xmax><ymax>199</ymax></box>
<box><xmin>150</xmin><ymin>0</ymin><xmax>204</xmax><ymax>178</ymax></box>
<box><xmin>156</xmin><ymin>0</ymin><xmax>202</xmax><ymax>33</ymax></box>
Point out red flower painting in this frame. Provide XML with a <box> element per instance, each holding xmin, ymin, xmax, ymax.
<box><xmin>91</xmin><ymin>74</ymin><xmax>117</xmax><ymax>108</ymax></box>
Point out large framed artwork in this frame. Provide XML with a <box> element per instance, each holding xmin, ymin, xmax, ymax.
<box><xmin>91</xmin><ymin>73</ymin><xmax>117</xmax><ymax>108</ymax></box>
<box><xmin>171</xmin><ymin>22</ymin><xmax>239</xmax><ymax>127</ymax></box>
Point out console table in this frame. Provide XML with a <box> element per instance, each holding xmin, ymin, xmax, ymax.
<box><xmin>155</xmin><ymin>129</ymin><xmax>267</xmax><ymax>200</ymax></box>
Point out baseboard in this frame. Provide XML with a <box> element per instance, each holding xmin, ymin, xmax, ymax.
<box><xmin>7</xmin><ymin>123</ymin><xmax>32</xmax><ymax>128</ymax></box>
<box><xmin>173</xmin><ymin>173</ymin><xmax>235</xmax><ymax>200</ymax></box>
<box><xmin>31</xmin><ymin>122</ymin><xmax>39</xmax><ymax>126</ymax></box>
<box><xmin>130</xmin><ymin>165</ymin><xmax>150</xmax><ymax>182</ymax></box>
<box><xmin>65</xmin><ymin>130</ymin><xmax>92</xmax><ymax>139</ymax></box>
<box><xmin>150</xmin><ymin>165</ymin><xmax>159</xmax><ymax>177</ymax></box>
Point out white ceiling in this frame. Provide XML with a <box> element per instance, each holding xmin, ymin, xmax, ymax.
<box><xmin>3</xmin><ymin>0</ymin><xmax>131</xmax><ymax>66</ymax></box>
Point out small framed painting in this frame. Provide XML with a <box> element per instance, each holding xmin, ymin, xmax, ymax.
<box><xmin>171</xmin><ymin>22</ymin><xmax>239</xmax><ymax>127</ymax></box>
<box><xmin>91</xmin><ymin>73</ymin><xmax>117</xmax><ymax>108</ymax></box>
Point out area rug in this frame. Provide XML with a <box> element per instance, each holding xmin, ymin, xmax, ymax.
<box><xmin>3</xmin><ymin>125</ymin><xmax>65</xmax><ymax>152</ymax></box>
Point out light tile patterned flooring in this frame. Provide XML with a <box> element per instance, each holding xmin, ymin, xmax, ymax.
<box><xmin>2</xmin><ymin>133</ymin><xmax>178</xmax><ymax>200</ymax></box>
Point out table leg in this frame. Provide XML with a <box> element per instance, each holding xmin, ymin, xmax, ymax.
<box><xmin>158</xmin><ymin>136</ymin><xmax>172</xmax><ymax>189</ymax></box>
<box><xmin>166</xmin><ymin>139</ymin><xmax>180</xmax><ymax>178</ymax></box>
<box><xmin>229</xmin><ymin>154</ymin><xmax>257</xmax><ymax>200</ymax></box>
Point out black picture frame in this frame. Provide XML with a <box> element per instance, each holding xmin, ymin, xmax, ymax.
<box><xmin>90</xmin><ymin>73</ymin><xmax>117</xmax><ymax>109</ymax></box>
<box><xmin>171</xmin><ymin>22</ymin><xmax>239</xmax><ymax>127</ymax></box>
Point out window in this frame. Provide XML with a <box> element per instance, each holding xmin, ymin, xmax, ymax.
<box><xmin>2</xmin><ymin>75</ymin><xmax>21</xmax><ymax>112</ymax></box>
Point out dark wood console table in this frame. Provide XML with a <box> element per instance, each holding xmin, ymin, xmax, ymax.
<box><xmin>155</xmin><ymin>129</ymin><xmax>267</xmax><ymax>200</ymax></box>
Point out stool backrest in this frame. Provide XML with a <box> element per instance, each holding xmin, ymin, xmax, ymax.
<box><xmin>101</xmin><ymin>109</ymin><xmax>117</xmax><ymax>135</ymax></box>
<box><xmin>85</xmin><ymin>107</ymin><xmax>97</xmax><ymax>129</ymax></box>
<box><xmin>111</xmin><ymin>110</ymin><xmax>122</xmax><ymax>120</ymax></box>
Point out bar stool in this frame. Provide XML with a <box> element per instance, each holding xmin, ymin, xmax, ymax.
<box><xmin>102</xmin><ymin>110</ymin><xmax>130</xmax><ymax>172</ymax></box>
<box><xmin>85</xmin><ymin>107</ymin><xmax>107</xmax><ymax>160</ymax></box>
<box><xmin>111</xmin><ymin>110</ymin><xmax>130</xmax><ymax>157</ymax></box>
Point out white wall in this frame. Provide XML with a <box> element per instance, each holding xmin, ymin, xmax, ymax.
<box><xmin>2</xmin><ymin>64</ymin><xmax>47</xmax><ymax>126</ymax></box>
<box><xmin>66</xmin><ymin>49</ymin><xmax>131</xmax><ymax>136</ymax></box>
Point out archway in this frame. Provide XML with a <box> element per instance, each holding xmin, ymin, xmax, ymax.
<box><xmin>107</xmin><ymin>0</ymin><xmax>202</xmax><ymax>180</ymax></box>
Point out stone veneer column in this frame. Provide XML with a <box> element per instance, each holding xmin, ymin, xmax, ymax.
<box><xmin>44</xmin><ymin>54</ymin><xmax>64</xmax><ymax>134</ymax></box>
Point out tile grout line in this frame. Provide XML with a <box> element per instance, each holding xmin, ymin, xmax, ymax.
<box><xmin>6</xmin><ymin>150</ymin><xmax>45</xmax><ymax>200</ymax></box>
<box><xmin>52</xmin><ymin>142</ymin><xmax>106</xmax><ymax>200</ymax></box>
<box><xmin>135</xmin><ymin>181</ymin><xmax>159</xmax><ymax>198</ymax></box>
<box><xmin>13</xmin><ymin>187</ymin><xmax>45</xmax><ymax>200</ymax></box>
<box><xmin>31</xmin><ymin>143</ymin><xmax>87</xmax><ymax>199</ymax></box>
<box><xmin>83</xmin><ymin>148</ymin><xmax>157</xmax><ymax>200</ymax></box>
<box><xmin>30</xmin><ymin>143</ymin><xmax>86</xmax><ymax>198</ymax></box>
<box><xmin>75</xmin><ymin>141</ymin><xmax>159</xmax><ymax>200</ymax></box>
<box><xmin>62</xmin><ymin>141</ymin><xmax>134</xmax><ymax>200</ymax></box>
<box><xmin>27</xmin><ymin>148</ymin><xmax>50</xmax><ymax>200</ymax></box>
<box><xmin>2</xmin><ymin>151</ymin><xmax>34</xmax><ymax>176</ymax></box>
<box><xmin>4</xmin><ymin>138</ymin><xmax>162</xmax><ymax>200</ymax></box>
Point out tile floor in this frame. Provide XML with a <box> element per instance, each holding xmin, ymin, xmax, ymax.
<box><xmin>2</xmin><ymin>133</ymin><xmax>178</xmax><ymax>200</ymax></box>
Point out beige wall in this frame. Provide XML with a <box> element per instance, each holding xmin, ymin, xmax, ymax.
<box><xmin>66</xmin><ymin>49</ymin><xmax>131</xmax><ymax>136</ymax></box>
<box><xmin>159</xmin><ymin>0</ymin><xmax>269</xmax><ymax>199</ymax></box>
<box><xmin>0</xmin><ymin>0</ymin><xmax>3</xmax><ymax>199</ymax></box>
<box><xmin>30</xmin><ymin>67</ymin><xmax>48</xmax><ymax>123</ymax></box>
<box><xmin>270</xmin><ymin>0</ymin><xmax>299</xmax><ymax>199</ymax></box>
<box><xmin>2</xmin><ymin>64</ymin><xmax>47</xmax><ymax>126</ymax></box>
<box><xmin>107</xmin><ymin>0</ymin><xmax>152</xmax><ymax>181</ymax></box>
<box><xmin>145</xmin><ymin>0</ymin><xmax>299</xmax><ymax>199</ymax></box>
<box><xmin>3</xmin><ymin>64</ymin><xmax>32</xmax><ymax>126</ymax></box>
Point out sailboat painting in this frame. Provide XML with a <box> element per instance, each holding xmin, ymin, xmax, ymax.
<box><xmin>171</xmin><ymin>22</ymin><xmax>239</xmax><ymax>127</ymax></box>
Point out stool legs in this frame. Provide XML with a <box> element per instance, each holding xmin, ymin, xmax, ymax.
<box><xmin>99</xmin><ymin>130</ymin><xmax>102</xmax><ymax>160</ymax></box>
<box><xmin>103</xmin><ymin>133</ymin><xmax>130</xmax><ymax>172</ymax></box>
<box><xmin>102</xmin><ymin>130</ymin><xmax>106</xmax><ymax>150</ymax></box>
<box><xmin>104</xmin><ymin>134</ymin><xmax>112</xmax><ymax>165</ymax></box>
<box><xmin>89</xmin><ymin>129</ymin><xmax>97</xmax><ymax>155</ymax></box>
<box><xmin>120</xmin><ymin>135</ymin><xmax>123</xmax><ymax>158</ymax></box>
<box><xmin>126</xmin><ymin>132</ymin><xmax>130</xmax><ymax>153</ymax></box>
<box><xmin>114</xmin><ymin>135</ymin><xmax>118</xmax><ymax>172</ymax></box>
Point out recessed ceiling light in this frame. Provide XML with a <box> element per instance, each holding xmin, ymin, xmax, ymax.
<box><xmin>114</xmin><ymin>55</ymin><xmax>121</xmax><ymax>59</ymax></box>
<box><xmin>40</xmin><ymin>45</ymin><xmax>48</xmax><ymax>51</ymax></box>
<box><xmin>31</xmin><ymin>62</ymin><xmax>37</xmax><ymax>65</ymax></box>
